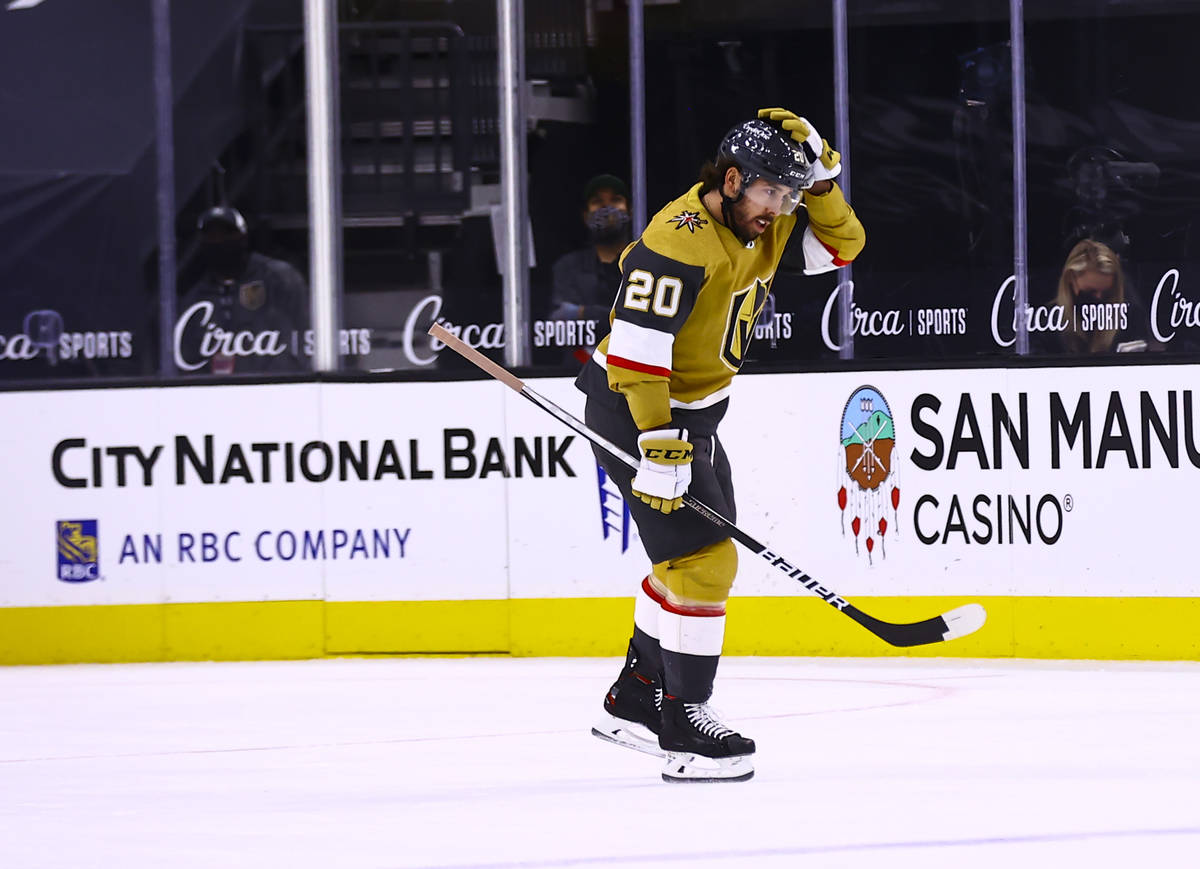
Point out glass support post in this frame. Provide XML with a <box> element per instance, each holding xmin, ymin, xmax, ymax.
<box><xmin>1010</xmin><ymin>0</ymin><xmax>1030</xmax><ymax>355</ymax></box>
<box><xmin>832</xmin><ymin>0</ymin><xmax>854</xmax><ymax>360</ymax></box>
<box><xmin>499</xmin><ymin>0</ymin><xmax>531</xmax><ymax>367</ymax></box>
<box><xmin>304</xmin><ymin>0</ymin><xmax>344</xmax><ymax>372</ymax></box>
<box><xmin>152</xmin><ymin>0</ymin><xmax>177</xmax><ymax>376</ymax></box>
<box><xmin>629</xmin><ymin>0</ymin><xmax>647</xmax><ymax>236</ymax></box>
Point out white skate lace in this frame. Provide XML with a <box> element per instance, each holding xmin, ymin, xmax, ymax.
<box><xmin>683</xmin><ymin>702</ymin><xmax>735</xmax><ymax>739</ymax></box>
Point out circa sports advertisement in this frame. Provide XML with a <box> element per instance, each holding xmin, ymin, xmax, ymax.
<box><xmin>2</xmin><ymin>363</ymin><xmax>1199</xmax><ymax>609</ymax></box>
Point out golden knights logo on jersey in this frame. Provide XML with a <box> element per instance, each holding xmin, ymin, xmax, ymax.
<box><xmin>667</xmin><ymin>210</ymin><xmax>708</xmax><ymax>233</ymax></box>
<box><xmin>239</xmin><ymin>280</ymin><xmax>267</xmax><ymax>311</ymax></box>
<box><xmin>720</xmin><ymin>277</ymin><xmax>770</xmax><ymax>370</ymax></box>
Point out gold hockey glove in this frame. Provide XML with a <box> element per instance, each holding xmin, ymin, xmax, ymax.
<box><xmin>757</xmin><ymin>107</ymin><xmax>842</xmax><ymax>183</ymax></box>
<box><xmin>632</xmin><ymin>428</ymin><xmax>693</xmax><ymax>515</ymax></box>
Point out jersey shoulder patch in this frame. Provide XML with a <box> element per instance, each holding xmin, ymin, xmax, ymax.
<box><xmin>665</xmin><ymin>209</ymin><xmax>709</xmax><ymax>234</ymax></box>
<box><xmin>640</xmin><ymin>191</ymin><xmax>724</xmax><ymax>269</ymax></box>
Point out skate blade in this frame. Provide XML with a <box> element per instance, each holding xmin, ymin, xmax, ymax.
<box><xmin>591</xmin><ymin>718</ymin><xmax>665</xmax><ymax>758</ymax></box>
<box><xmin>661</xmin><ymin>751</ymin><xmax>754</xmax><ymax>783</ymax></box>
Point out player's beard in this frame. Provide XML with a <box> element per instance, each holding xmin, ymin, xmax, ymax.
<box><xmin>727</xmin><ymin>197</ymin><xmax>775</xmax><ymax>245</ymax></box>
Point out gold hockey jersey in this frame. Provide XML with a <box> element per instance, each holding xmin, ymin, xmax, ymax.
<box><xmin>594</xmin><ymin>181</ymin><xmax>864</xmax><ymax>430</ymax></box>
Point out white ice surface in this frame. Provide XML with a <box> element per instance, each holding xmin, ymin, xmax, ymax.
<box><xmin>2</xmin><ymin>656</ymin><xmax>1199</xmax><ymax>869</ymax></box>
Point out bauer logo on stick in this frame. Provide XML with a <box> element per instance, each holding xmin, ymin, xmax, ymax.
<box><xmin>836</xmin><ymin>386</ymin><xmax>901</xmax><ymax>565</ymax></box>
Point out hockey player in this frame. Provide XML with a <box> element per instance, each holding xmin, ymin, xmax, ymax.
<box><xmin>578</xmin><ymin>108</ymin><xmax>865</xmax><ymax>782</ymax></box>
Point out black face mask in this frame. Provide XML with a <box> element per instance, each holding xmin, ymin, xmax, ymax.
<box><xmin>201</xmin><ymin>239</ymin><xmax>247</xmax><ymax>278</ymax></box>
<box><xmin>586</xmin><ymin>206</ymin><xmax>632</xmax><ymax>244</ymax></box>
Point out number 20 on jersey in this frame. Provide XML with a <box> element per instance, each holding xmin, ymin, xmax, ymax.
<box><xmin>623</xmin><ymin>269</ymin><xmax>682</xmax><ymax>317</ymax></box>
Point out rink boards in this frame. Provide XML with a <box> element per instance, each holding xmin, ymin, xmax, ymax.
<box><xmin>3</xmin><ymin>365</ymin><xmax>1199</xmax><ymax>663</ymax></box>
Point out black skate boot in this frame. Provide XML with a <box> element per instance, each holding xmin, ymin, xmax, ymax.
<box><xmin>591</xmin><ymin>640</ymin><xmax>664</xmax><ymax>757</ymax></box>
<box><xmin>659</xmin><ymin>697</ymin><xmax>755</xmax><ymax>782</ymax></box>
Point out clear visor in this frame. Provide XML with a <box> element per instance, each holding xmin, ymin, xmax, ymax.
<box><xmin>742</xmin><ymin>178</ymin><xmax>802</xmax><ymax>215</ymax></box>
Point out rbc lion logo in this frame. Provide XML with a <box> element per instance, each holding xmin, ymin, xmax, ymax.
<box><xmin>57</xmin><ymin>520</ymin><xmax>100</xmax><ymax>582</ymax></box>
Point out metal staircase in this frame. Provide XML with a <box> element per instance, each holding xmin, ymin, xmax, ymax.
<box><xmin>245</xmin><ymin>21</ymin><xmax>474</xmax><ymax>234</ymax></box>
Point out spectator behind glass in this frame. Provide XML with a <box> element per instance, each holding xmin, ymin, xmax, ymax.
<box><xmin>1053</xmin><ymin>238</ymin><xmax>1155</xmax><ymax>355</ymax></box>
<box><xmin>176</xmin><ymin>206</ymin><xmax>311</xmax><ymax>375</ymax></box>
<box><xmin>548</xmin><ymin>175</ymin><xmax>633</xmax><ymax>356</ymax></box>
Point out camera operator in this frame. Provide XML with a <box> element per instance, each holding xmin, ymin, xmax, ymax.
<box><xmin>176</xmin><ymin>206</ymin><xmax>311</xmax><ymax>375</ymax></box>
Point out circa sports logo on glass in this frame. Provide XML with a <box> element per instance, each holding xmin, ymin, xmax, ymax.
<box><xmin>56</xmin><ymin>519</ymin><xmax>100</xmax><ymax>583</ymax></box>
<box><xmin>836</xmin><ymin>386</ymin><xmax>901</xmax><ymax>565</ymax></box>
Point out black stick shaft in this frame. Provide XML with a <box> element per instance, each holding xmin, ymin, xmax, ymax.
<box><xmin>516</xmin><ymin>386</ymin><xmax>947</xmax><ymax>647</ymax></box>
<box><xmin>428</xmin><ymin>323</ymin><xmax>982</xmax><ymax>648</ymax></box>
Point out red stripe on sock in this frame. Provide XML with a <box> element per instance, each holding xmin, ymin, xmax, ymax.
<box><xmin>643</xmin><ymin>576</ymin><xmax>725</xmax><ymax>617</ymax></box>
<box><xmin>660</xmin><ymin>599</ymin><xmax>726</xmax><ymax>618</ymax></box>
<box><xmin>640</xmin><ymin>576</ymin><xmax>666</xmax><ymax>605</ymax></box>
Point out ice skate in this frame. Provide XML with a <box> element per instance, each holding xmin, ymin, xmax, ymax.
<box><xmin>659</xmin><ymin>697</ymin><xmax>755</xmax><ymax>782</ymax></box>
<box><xmin>591</xmin><ymin>642</ymin><xmax>664</xmax><ymax>757</ymax></box>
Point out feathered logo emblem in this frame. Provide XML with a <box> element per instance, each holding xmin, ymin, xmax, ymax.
<box><xmin>667</xmin><ymin>210</ymin><xmax>708</xmax><ymax>233</ymax></box>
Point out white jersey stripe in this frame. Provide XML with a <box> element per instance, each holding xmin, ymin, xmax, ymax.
<box><xmin>591</xmin><ymin>350</ymin><xmax>732</xmax><ymax>410</ymax></box>
<box><xmin>669</xmin><ymin>386</ymin><xmax>731</xmax><ymax>411</ymax></box>
<box><xmin>608</xmin><ymin>319</ymin><xmax>675</xmax><ymax>371</ymax></box>
<box><xmin>801</xmin><ymin>224</ymin><xmax>839</xmax><ymax>275</ymax></box>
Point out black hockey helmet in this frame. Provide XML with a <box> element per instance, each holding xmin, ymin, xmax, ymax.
<box><xmin>197</xmin><ymin>205</ymin><xmax>248</xmax><ymax>235</ymax></box>
<box><xmin>716</xmin><ymin>119</ymin><xmax>814</xmax><ymax>192</ymax></box>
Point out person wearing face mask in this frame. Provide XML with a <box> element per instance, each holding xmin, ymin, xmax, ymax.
<box><xmin>1047</xmin><ymin>237</ymin><xmax>1163</xmax><ymax>355</ymax></box>
<box><xmin>548</xmin><ymin>175</ymin><xmax>634</xmax><ymax>362</ymax></box>
<box><xmin>576</xmin><ymin>110</ymin><xmax>864</xmax><ymax>782</ymax></box>
<box><xmin>176</xmin><ymin>206</ymin><xmax>311</xmax><ymax>375</ymax></box>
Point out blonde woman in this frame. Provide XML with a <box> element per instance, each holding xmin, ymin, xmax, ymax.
<box><xmin>1055</xmin><ymin>239</ymin><xmax>1127</xmax><ymax>354</ymax></box>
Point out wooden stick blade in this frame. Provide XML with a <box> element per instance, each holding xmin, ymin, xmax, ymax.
<box><xmin>428</xmin><ymin>323</ymin><xmax>525</xmax><ymax>392</ymax></box>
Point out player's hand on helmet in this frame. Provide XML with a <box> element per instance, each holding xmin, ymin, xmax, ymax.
<box><xmin>632</xmin><ymin>428</ymin><xmax>693</xmax><ymax>515</ymax></box>
<box><xmin>757</xmin><ymin>107</ymin><xmax>842</xmax><ymax>184</ymax></box>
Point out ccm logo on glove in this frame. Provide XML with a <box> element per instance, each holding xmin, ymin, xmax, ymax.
<box><xmin>642</xmin><ymin>444</ymin><xmax>692</xmax><ymax>463</ymax></box>
<box><xmin>632</xmin><ymin>428</ymin><xmax>693</xmax><ymax>515</ymax></box>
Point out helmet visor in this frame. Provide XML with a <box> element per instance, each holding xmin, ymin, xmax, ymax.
<box><xmin>742</xmin><ymin>177</ymin><xmax>802</xmax><ymax>215</ymax></box>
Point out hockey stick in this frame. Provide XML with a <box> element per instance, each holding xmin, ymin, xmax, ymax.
<box><xmin>428</xmin><ymin>323</ymin><xmax>986</xmax><ymax>648</ymax></box>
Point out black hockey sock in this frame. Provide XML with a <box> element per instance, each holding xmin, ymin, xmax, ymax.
<box><xmin>631</xmin><ymin>626</ymin><xmax>663</xmax><ymax>681</ymax></box>
<box><xmin>661</xmin><ymin>649</ymin><xmax>720</xmax><ymax>703</ymax></box>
